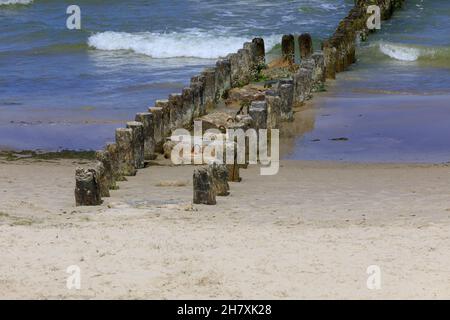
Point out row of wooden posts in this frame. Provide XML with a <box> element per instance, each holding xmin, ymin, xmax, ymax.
<box><xmin>75</xmin><ymin>0</ymin><xmax>405</xmax><ymax>206</ymax></box>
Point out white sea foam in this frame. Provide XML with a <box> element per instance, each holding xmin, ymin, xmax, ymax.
<box><xmin>318</xmin><ymin>3</ymin><xmax>339</xmax><ymax>11</ymax></box>
<box><xmin>377</xmin><ymin>42</ymin><xmax>450</xmax><ymax>63</ymax></box>
<box><xmin>379</xmin><ymin>42</ymin><xmax>422</xmax><ymax>61</ymax></box>
<box><xmin>0</xmin><ymin>0</ymin><xmax>33</xmax><ymax>5</ymax></box>
<box><xmin>88</xmin><ymin>31</ymin><xmax>279</xmax><ymax>59</ymax></box>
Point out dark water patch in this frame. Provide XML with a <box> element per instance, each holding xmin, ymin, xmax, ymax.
<box><xmin>284</xmin><ymin>94</ymin><xmax>450</xmax><ymax>163</ymax></box>
<box><xmin>0</xmin><ymin>149</ymin><xmax>96</xmax><ymax>161</ymax></box>
<box><xmin>0</xmin><ymin>100</ymin><xmax>22</xmax><ymax>106</ymax></box>
<box><xmin>0</xmin><ymin>122</ymin><xmax>121</xmax><ymax>151</ymax></box>
<box><xmin>121</xmin><ymin>81</ymin><xmax>187</xmax><ymax>93</ymax></box>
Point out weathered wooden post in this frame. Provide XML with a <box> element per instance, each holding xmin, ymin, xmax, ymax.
<box><xmin>298</xmin><ymin>33</ymin><xmax>313</xmax><ymax>59</ymax></box>
<box><xmin>126</xmin><ymin>121</ymin><xmax>145</xmax><ymax>169</ymax></box>
<box><xmin>225</xmin><ymin>141</ymin><xmax>241</xmax><ymax>183</ymax></box>
<box><xmin>278</xmin><ymin>80</ymin><xmax>294</xmax><ymax>121</ymax></box>
<box><xmin>168</xmin><ymin>93</ymin><xmax>184</xmax><ymax>131</ymax></box>
<box><xmin>75</xmin><ymin>167</ymin><xmax>102</xmax><ymax>206</ymax></box>
<box><xmin>95</xmin><ymin>149</ymin><xmax>116</xmax><ymax>192</ymax></box>
<box><xmin>332</xmin><ymin>35</ymin><xmax>345</xmax><ymax>73</ymax></box>
<box><xmin>293</xmin><ymin>67</ymin><xmax>313</xmax><ymax>104</ymax></box>
<box><xmin>201</xmin><ymin>68</ymin><xmax>216</xmax><ymax>112</ymax></box>
<box><xmin>322</xmin><ymin>40</ymin><xmax>336</xmax><ymax>79</ymax></box>
<box><xmin>193</xmin><ymin>166</ymin><xmax>216</xmax><ymax>205</ymax></box>
<box><xmin>106</xmin><ymin>143</ymin><xmax>124</xmax><ymax>182</ymax></box>
<box><xmin>92</xmin><ymin>161</ymin><xmax>110</xmax><ymax>198</ymax></box>
<box><xmin>215</xmin><ymin>58</ymin><xmax>231</xmax><ymax>101</ymax></box>
<box><xmin>135</xmin><ymin>112</ymin><xmax>156</xmax><ymax>161</ymax></box>
<box><xmin>244</xmin><ymin>39</ymin><xmax>266</xmax><ymax>81</ymax></box>
<box><xmin>191</xmin><ymin>75</ymin><xmax>205</xmax><ymax>118</ymax></box>
<box><xmin>311</xmin><ymin>52</ymin><xmax>326</xmax><ymax>91</ymax></box>
<box><xmin>115</xmin><ymin>128</ymin><xmax>137</xmax><ymax>176</ymax></box>
<box><xmin>181</xmin><ymin>87</ymin><xmax>194</xmax><ymax>128</ymax></box>
<box><xmin>266</xmin><ymin>91</ymin><xmax>282</xmax><ymax>130</ymax></box>
<box><xmin>249</xmin><ymin>101</ymin><xmax>268</xmax><ymax>131</ymax></box>
<box><xmin>228</xmin><ymin>53</ymin><xmax>240</xmax><ymax>88</ymax></box>
<box><xmin>237</xmin><ymin>47</ymin><xmax>252</xmax><ymax>86</ymax></box>
<box><xmin>252</xmin><ymin>37</ymin><xmax>265</xmax><ymax>64</ymax></box>
<box><xmin>208</xmin><ymin>162</ymin><xmax>230</xmax><ymax>196</ymax></box>
<box><xmin>149</xmin><ymin>106</ymin><xmax>164</xmax><ymax>153</ymax></box>
<box><xmin>155</xmin><ymin>99</ymin><xmax>171</xmax><ymax>139</ymax></box>
<box><xmin>281</xmin><ymin>34</ymin><xmax>295</xmax><ymax>64</ymax></box>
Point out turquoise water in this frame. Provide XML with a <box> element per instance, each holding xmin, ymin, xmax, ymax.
<box><xmin>285</xmin><ymin>0</ymin><xmax>450</xmax><ymax>163</ymax></box>
<box><xmin>0</xmin><ymin>0</ymin><xmax>352</xmax><ymax>151</ymax></box>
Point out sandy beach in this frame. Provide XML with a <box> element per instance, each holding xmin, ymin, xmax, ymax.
<box><xmin>1</xmin><ymin>154</ymin><xmax>449</xmax><ymax>299</ymax></box>
<box><xmin>1</xmin><ymin>0</ymin><xmax>449</xmax><ymax>301</ymax></box>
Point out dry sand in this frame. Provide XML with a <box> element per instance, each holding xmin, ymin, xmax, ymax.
<box><xmin>0</xmin><ymin>155</ymin><xmax>449</xmax><ymax>299</ymax></box>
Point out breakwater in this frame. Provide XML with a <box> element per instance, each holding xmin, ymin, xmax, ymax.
<box><xmin>75</xmin><ymin>0</ymin><xmax>406</xmax><ymax>206</ymax></box>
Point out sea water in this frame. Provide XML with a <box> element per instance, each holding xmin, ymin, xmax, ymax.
<box><xmin>0</xmin><ymin>0</ymin><xmax>352</xmax><ymax>151</ymax></box>
<box><xmin>285</xmin><ymin>0</ymin><xmax>450</xmax><ymax>163</ymax></box>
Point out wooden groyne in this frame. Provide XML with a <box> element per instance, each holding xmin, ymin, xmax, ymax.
<box><xmin>323</xmin><ymin>0</ymin><xmax>405</xmax><ymax>79</ymax></box>
<box><xmin>75</xmin><ymin>0</ymin><xmax>406</xmax><ymax>206</ymax></box>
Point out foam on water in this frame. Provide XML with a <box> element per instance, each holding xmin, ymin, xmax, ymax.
<box><xmin>0</xmin><ymin>0</ymin><xmax>33</xmax><ymax>5</ymax></box>
<box><xmin>379</xmin><ymin>42</ymin><xmax>422</xmax><ymax>61</ymax></box>
<box><xmin>0</xmin><ymin>0</ymin><xmax>356</xmax><ymax>150</ymax></box>
<box><xmin>88</xmin><ymin>31</ymin><xmax>280</xmax><ymax>59</ymax></box>
<box><xmin>377</xmin><ymin>41</ymin><xmax>450</xmax><ymax>66</ymax></box>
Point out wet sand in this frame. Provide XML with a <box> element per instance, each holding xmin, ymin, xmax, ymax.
<box><xmin>1</xmin><ymin>155</ymin><xmax>449</xmax><ymax>299</ymax></box>
<box><xmin>284</xmin><ymin>79</ymin><xmax>450</xmax><ymax>163</ymax></box>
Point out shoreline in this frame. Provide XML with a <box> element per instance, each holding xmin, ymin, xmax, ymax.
<box><xmin>3</xmin><ymin>85</ymin><xmax>450</xmax><ymax>165</ymax></box>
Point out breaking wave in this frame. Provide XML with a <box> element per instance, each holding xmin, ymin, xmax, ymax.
<box><xmin>0</xmin><ymin>0</ymin><xmax>33</xmax><ymax>5</ymax></box>
<box><xmin>87</xmin><ymin>31</ymin><xmax>279</xmax><ymax>59</ymax></box>
<box><xmin>378</xmin><ymin>41</ymin><xmax>450</xmax><ymax>63</ymax></box>
<box><xmin>379</xmin><ymin>42</ymin><xmax>421</xmax><ymax>61</ymax></box>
